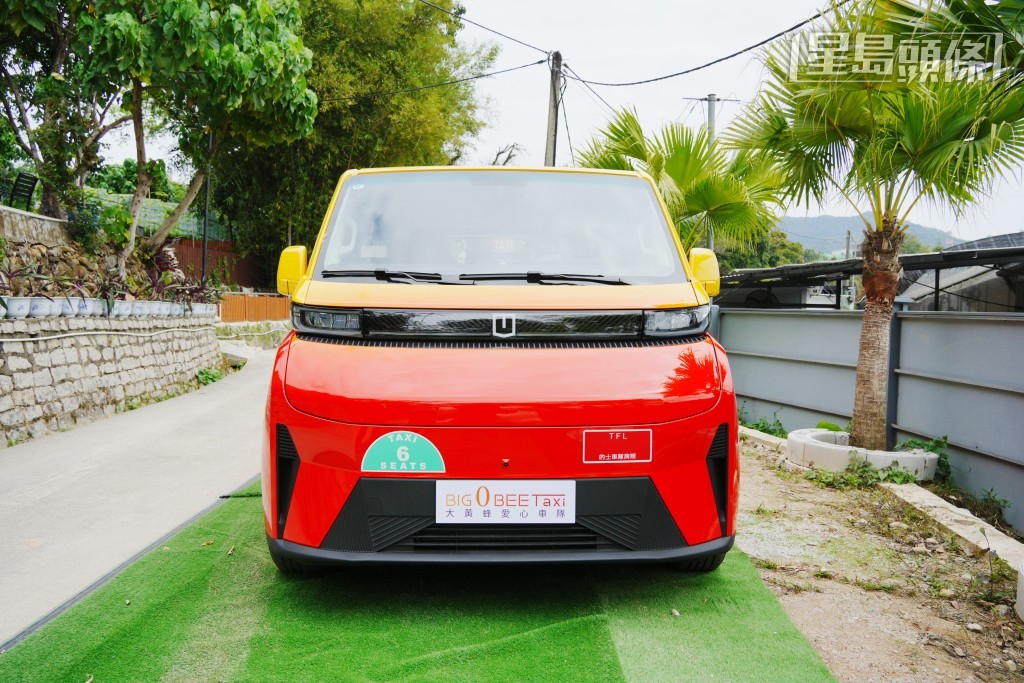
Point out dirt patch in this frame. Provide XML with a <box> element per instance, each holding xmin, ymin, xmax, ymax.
<box><xmin>738</xmin><ymin>440</ymin><xmax>1023</xmax><ymax>682</ymax></box>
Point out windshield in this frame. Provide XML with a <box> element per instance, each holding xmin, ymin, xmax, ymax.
<box><xmin>314</xmin><ymin>170</ymin><xmax>686</xmax><ymax>285</ymax></box>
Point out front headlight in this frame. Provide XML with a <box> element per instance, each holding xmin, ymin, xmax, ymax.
<box><xmin>643</xmin><ymin>305</ymin><xmax>711</xmax><ymax>337</ymax></box>
<box><xmin>292</xmin><ymin>304</ymin><xmax>363</xmax><ymax>337</ymax></box>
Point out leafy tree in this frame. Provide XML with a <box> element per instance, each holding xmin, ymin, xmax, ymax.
<box><xmin>718</xmin><ymin>229</ymin><xmax>807</xmax><ymax>272</ymax></box>
<box><xmin>214</xmin><ymin>0</ymin><xmax>496</xmax><ymax>269</ymax></box>
<box><xmin>803</xmin><ymin>246</ymin><xmax>830</xmax><ymax>262</ymax></box>
<box><xmin>577</xmin><ymin>109</ymin><xmax>785</xmax><ymax>250</ymax></box>
<box><xmin>0</xmin><ymin>1</ymin><xmax>129</xmax><ymax>216</ymax></box>
<box><xmin>87</xmin><ymin>158</ymin><xmax>182</xmax><ymax>202</ymax></box>
<box><xmin>726</xmin><ymin>9</ymin><xmax>1024</xmax><ymax>449</ymax></box>
<box><xmin>78</xmin><ymin>0</ymin><xmax>317</xmax><ymax>272</ymax></box>
<box><xmin>0</xmin><ymin>117</ymin><xmax>27</xmax><ymax>176</ymax></box>
<box><xmin>873</xmin><ymin>0</ymin><xmax>1024</xmax><ymax>76</ymax></box>
<box><xmin>899</xmin><ymin>231</ymin><xmax>939</xmax><ymax>254</ymax></box>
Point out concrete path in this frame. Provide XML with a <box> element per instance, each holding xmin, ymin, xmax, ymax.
<box><xmin>0</xmin><ymin>350</ymin><xmax>274</xmax><ymax>646</ymax></box>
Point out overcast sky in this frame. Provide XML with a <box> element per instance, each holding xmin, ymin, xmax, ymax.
<box><xmin>454</xmin><ymin>0</ymin><xmax>1024</xmax><ymax>241</ymax></box>
<box><xmin>108</xmin><ymin>0</ymin><xmax>1024</xmax><ymax>242</ymax></box>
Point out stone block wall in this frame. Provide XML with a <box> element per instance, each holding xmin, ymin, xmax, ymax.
<box><xmin>0</xmin><ymin>316</ymin><xmax>222</xmax><ymax>446</ymax></box>
<box><xmin>0</xmin><ymin>205</ymin><xmax>70</xmax><ymax>246</ymax></box>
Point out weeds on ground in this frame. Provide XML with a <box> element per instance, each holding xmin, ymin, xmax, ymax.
<box><xmin>805</xmin><ymin>458</ymin><xmax>917</xmax><ymax>490</ymax></box>
<box><xmin>196</xmin><ymin>367</ymin><xmax>224</xmax><ymax>386</ymax></box>
<box><xmin>898</xmin><ymin>435</ymin><xmax>951</xmax><ymax>482</ymax></box>
<box><xmin>898</xmin><ymin>436</ymin><xmax>1019</xmax><ymax>537</ymax></box>
<box><xmin>738</xmin><ymin>406</ymin><xmax>788</xmax><ymax>438</ymax></box>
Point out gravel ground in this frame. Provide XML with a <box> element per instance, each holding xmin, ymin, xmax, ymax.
<box><xmin>737</xmin><ymin>439</ymin><xmax>1023</xmax><ymax>682</ymax></box>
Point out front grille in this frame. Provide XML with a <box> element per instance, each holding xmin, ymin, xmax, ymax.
<box><xmin>319</xmin><ymin>477</ymin><xmax>686</xmax><ymax>554</ymax></box>
<box><xmin>296</xmin><ymin>334</ymin><xmax>705</xmax><ymax>349</ymax></box>
<box><xmin>385</xmin><ymin>523</ymin><xmax>623</xmax><ymax>553</ymax></box>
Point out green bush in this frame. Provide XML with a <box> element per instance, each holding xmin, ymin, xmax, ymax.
<box><xmin>196</xmin><ymin>368</ymin><xmax>224</xmax><ymax>386</ymax></box>
<box><xmin>816</xmin><ymin>421</ymin><xmax>844</xmax><ymax>432</ymax></box>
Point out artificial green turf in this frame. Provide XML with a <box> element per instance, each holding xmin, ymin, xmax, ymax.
<box><xmin>0</xmin><ymin>481</ymin><xmax>831</xmax><ymax>683</ymax></box>
<box><xmin>594</xmin><ymin>555</ymin><xmax>834</xmax><ymax>682</ymax></box>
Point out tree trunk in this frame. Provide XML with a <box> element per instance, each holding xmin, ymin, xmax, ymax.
<box><xmin>118</xmin><ymin>79</ymin><xmax>151</xmax><ymax>276</ymax></box>
<box><xmin>849</xmin><ymin>218</ymin><xmax>905</xmax><ymax>451</ymax></box>
<box><xmin>39</xmin><ymin>184</ymin><xmax>64</xmax><ymax>218</ymax></box>
<box><xmin>143</xmin><ymin>170</ymin><xmax>207</xmax><ymax>251</ymax></box>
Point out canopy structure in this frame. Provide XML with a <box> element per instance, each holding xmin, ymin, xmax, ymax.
<box><xmin>718</xmin><ymin>246</ymin><xmax>1024</xmax><ymax>311</ymax></box>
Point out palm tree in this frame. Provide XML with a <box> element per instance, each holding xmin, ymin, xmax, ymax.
<box><xmin>577</xmin><ymin>109</ymin><xmax>785</xmax><ymax>251</ymax></box>
<box><xmin>725</xmin><ymin>18</ymin><xmax>1024</xmax><ymax>450</ymax></box>
<box><xmin>872</xmin><ymin>0</ymin><xmax>1024</xmax><ymax>76</ymax></box>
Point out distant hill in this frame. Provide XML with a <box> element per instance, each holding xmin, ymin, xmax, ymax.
<box><xmin>778</xmin><ymin>215</ymin><xmax>962</xmax><ymax>254</ymax></box>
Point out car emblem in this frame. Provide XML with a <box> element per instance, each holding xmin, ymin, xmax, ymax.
<box><xmin>492</xmin><ymin>313</ymin><xmax>516</xmax><ymax>338</ymax></box>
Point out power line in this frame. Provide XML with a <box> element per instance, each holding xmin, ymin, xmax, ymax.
<box><xmin>559</xmin><ymin>80</ymin><xmax>575</xmax><ymax>164</ymax></box>
<box><xmin>415</xmin><ymin>0</ymin><xmax>548</xmax><ymax>55</ymax></box>
<box><xmin>562</xmin><ymin>63</ymin><xmax>615</xmax><ymax>113</ymax></box>
<box><xmin>319</xmin><ymin>59</ymin><xmax>546</xmax><ymax>101</ymax></box>
<box><xmin>561</xmin><ymin>0</ymin><xmax>851</xmax><ymax>87</ymax></box>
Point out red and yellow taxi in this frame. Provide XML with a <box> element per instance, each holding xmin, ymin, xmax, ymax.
<box><xmin>263</xmin><ymin>167</ymin><xmax>738</xmax><ymax>572</ymax></box>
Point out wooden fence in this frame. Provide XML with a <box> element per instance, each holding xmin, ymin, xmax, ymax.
<box><xmin>219</xmin><ymin>293</ymin><xmax>291</xmax><ymax>323</ymax></box>
<box><xmin>174</xmin><ymin>239</ymin><xmax>262</xmax><ymax>288</ymax></box>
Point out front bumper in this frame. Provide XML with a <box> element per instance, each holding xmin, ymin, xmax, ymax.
<box><xmin>268</xmin><ymin>533</ymin><xmax>734</xmax><ymax>566</ymax></box>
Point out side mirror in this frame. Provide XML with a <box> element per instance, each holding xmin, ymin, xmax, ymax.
<box><xmin>689</xmin><ymin>248</ymin><xmax>720</xmax><ymax>297</ymax></box>
<box><xmin>277</xmin><ymin>245</ymin><xmax>308</xmax><ymax>296</ymax></box>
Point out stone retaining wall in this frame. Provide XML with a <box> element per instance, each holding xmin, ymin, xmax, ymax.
<box><xmin>0</xmin><ymin>316</ymin><xmax>222</xmax><ymax>446</ymax></box>
<box><xmin>0</xmin><ymin>205</ymin><xmax>70</xmax><ymax>246</ymax></box>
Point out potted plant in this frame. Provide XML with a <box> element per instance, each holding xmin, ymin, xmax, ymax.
<box><xmin>95</xmin><ymin>271</ymin><xmax>129</xmax><ymax>318</ymax></box>
<box><xmin>0</xmin><ymin>260</ymin><xmax>33</xmax><ymax>319</ymax></box>
<box><xmin>18</xmin><ymin>265</ymin><xmax>58</xmax><ymax>319</ymax></box>
<box><xmin>55</xmin><ymin>278</ymin><xmax>90</xmax><ymax>317</ymax></box>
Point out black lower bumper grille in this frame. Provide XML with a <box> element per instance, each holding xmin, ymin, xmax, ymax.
<box><xmin>319</xmin><ymin>477</ymin><xmax>686</xmax><ymax>554</ymax></box>
<box><xmin>386</xmin><ymin>523</ymin><xmax>622</xmax><ymax>553</ymax></box>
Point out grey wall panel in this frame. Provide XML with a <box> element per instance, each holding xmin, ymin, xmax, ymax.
<box><xmin>737</xmin><ymin>397</ymin><xmax>850</xmax><ymax>432</ymax></box>
<box><xmin>719</xmin><ymin>310</ymin><xmax>862</xmax><ymax>365</ymax></box>
<box><xmin>729</xmin><ymin>354</ymin><xmax>855</xmax><ymax>421</ymax></box>
<box><xmin>718</xmin><ymin>310</ymin><xmax>859</xmax><ymax>431</ymax></box>
<box><xmin>719</xmin><ymin>308</ymin><xmax>1024</xmax><ymax>532</ymax></box>
<box><xmin>895</xmin><ymin>376</ymin><xmax>1024</xmax><ymax>467</ymax></box>
<box><xmin>899</xmin><ymin>314</ymin><xmax>1024</xmax><ymax>390</ymax></box>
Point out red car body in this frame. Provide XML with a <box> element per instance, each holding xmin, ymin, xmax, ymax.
<box><xmin>263</xmin><ymin>167</ymin><xmax>738</xmax><ymax>570</ymax></box>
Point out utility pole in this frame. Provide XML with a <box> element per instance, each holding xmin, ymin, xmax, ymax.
<box><xmin>844</xmin><ymin>229</ymin><xmax>852</xmax><ymax>309</ymax></box>
<box><xmin>544</xmin><ymin>51</ymin><xmax>562</xmax><ymax>167</ymax></box>
<box><xmin>845</xmin><ymin>230</ymin><xmax>851</xmax><ymax>259</ymax></box>
<box><xmin>201</xmin><ymin>129</ymin><xmax>212</xmax><ymax>281</ymax></box>
<box><xmin>706</xmin><ymin>93</ymin><xmax>717</xmax><ymax>251</ymax></box>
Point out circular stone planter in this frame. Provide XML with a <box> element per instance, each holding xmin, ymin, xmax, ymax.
<box><xmin>785</xmin><ymin>428</ymin><xmax>938</xmax><ymax>481</ymax></box>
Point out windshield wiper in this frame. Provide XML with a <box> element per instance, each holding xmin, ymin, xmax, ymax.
<box><xmin>458</xmin><ymin>271</ymin><xmax>630</xmax><ymax>285</ymax></box>
<box><xmin>321</xmin><ymin>269</ymin><xmax>443</xmax><ymax>283</ymax></box>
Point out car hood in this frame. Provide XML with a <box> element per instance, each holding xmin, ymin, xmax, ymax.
<box><xmin>283</xmin><ymin>334</ymin><xmax>723</xmax><ymax>428</ymax></box>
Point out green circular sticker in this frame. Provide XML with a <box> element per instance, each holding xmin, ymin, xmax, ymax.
<box><xmin>361</xmin><ymin>431</ymin><xmax>446</xmax><ymax>473</ymax></box>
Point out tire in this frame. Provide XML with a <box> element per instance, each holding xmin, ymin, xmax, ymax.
<box><xmin>267</xmin><ymin>539</ymin><xmax>324</xmax><ymax>575</ymax></box>
<box><xmin>674</xmin><ymin>552</ymin><xmax>727</xmax><ymax>573</ymax></box>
